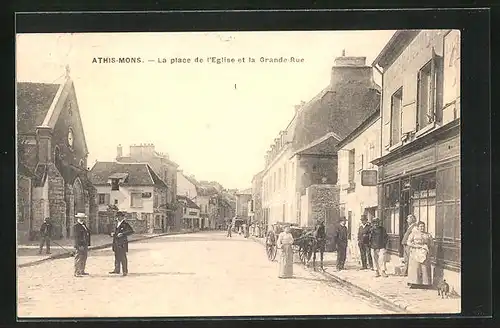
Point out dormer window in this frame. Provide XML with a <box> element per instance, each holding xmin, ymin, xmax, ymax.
<box><xmin>107</xmin><ymin>173</ymin><xmax>129</xmax><ymax>191</ymax></box>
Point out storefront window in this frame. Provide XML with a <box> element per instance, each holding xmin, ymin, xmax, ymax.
<box><xmin>383</xmin><ymin>181</ymin><xmax>400</xmax><ymax>234</ymax></box>
<box><xmin>436</xmin><ymin>164</ymin><xmax>460</xmax><ymax>240</ymax></box>
<box><xmin>411</xmin><ymin>172</ymin><xmax>436</xmax><ymax>237</ymax></box>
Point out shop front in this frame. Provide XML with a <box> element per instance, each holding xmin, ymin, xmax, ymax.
<box><xmin>373</xmin><ymin>120</ymin><xmax>460</xmax><ymax>291</ymax></box>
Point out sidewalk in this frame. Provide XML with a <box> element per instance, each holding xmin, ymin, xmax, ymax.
<box><xmin>17</xmin><ymin>230</ymin><xmax>193</xmax><ymax>268</ymax></box>
<box><xmin>251</xmin><ymin>236</ymin><xmax>460</xmax><ymax>314</ymax></box>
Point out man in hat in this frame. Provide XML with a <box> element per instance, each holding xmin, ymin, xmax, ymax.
<box><xmin>369</xmin><ymin>218</ymin><xmax>389</xmax><ymax>277</ymax></box>
<box><xmin>109</xmin><ymin>211</ymin><xmax>134</xmax><ymax>276</ymax></box>
<box><xmin>334</xmin><ymin>217</ymin><xmax>348</xmax><ymax>271</ymax></box>
<box><xmin>73</xmin><ymin>213</ymin><xmax>91</xmax><ymax>277</ymax></box>
<box><xmin>357</xmin><ymin>215</ymin><xmax>373</xmax><ymax>270</ymax></box>
<box><xmin>39</xmin><ymin>217</ymin><xmax>53</xmax><ymax>255</ymax></box>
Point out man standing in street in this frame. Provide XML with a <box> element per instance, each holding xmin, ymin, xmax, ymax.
<box><xmin>369</xmin><ymin>218</ymin><xmax>389</xmax><ymax>277</ymax></box>
<box><xmin>109</xmin><ymin>211</ymin><xmax>134</xmax><ymax>276</ymax></box>
<box><xmin>226</xmin><ymin>221</ymin><xmax>232</xmax><ymax>238</ymax></box>
<box><xmin>401</xmin><ymin>214</ymin><xmax>417</xmax><ymax>276</ymax></box>
<box><xmin>38</xmin><ymin>217</ymin><xmax>53</xmax><ymax>255</ymax></box>
<box><xmin>357</xmin><ymin>215</ymin><xmax>373</xmax><ymax>270</ymax></box>
<box><xmin>334</xmin><ymin>217</ymin><xmax>348</xmax><ymax>271</ymax></box>
<box><xmin>74</xmin><ymin>213</ymin><xmax>91</xmax><ymax>277</ymax></box>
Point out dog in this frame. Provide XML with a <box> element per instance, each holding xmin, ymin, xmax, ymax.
<box><xmin>437</xmin><ymin>279</ymin><xmax>450</xmax><ymax>299</ymax></box>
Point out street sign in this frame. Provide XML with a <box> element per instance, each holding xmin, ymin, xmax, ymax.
<box><xmin>361</xmin><ymin>170</ymin><xmax>378</xmax><ymax>186</ymax></box>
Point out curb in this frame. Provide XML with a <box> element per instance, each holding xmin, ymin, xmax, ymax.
<box><xmin>18</xmin><ymin>231</ymin><xmax>191</xmax><ymax>268</ymax></box>
<box><xmin>249</xmin><ymin>236</ymin><xmax>410</xmax><ymax>314</ymax></box>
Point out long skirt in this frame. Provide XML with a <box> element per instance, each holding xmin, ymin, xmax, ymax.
<box><xmin>407</xmin><ymin>249</ymin><xmax>432</xmax><ymax>286</ymax></box>
<box><xmin>279</xmin><ymin>244</ymin><xmax>294</xmax><ymax>278</ymax></box>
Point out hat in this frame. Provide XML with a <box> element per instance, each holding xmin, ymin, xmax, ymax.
<box><xmin>339</xmin><ymin>217</ymin><xmax>347</xmax><ymax>222</ymax></box>
<box><xmin>361</xmin><ymin>216</ymin><xmax>368</xmax><ymax>222</ymax></box>
<box><xmin>75</xmin><ymin>213</ymin><xmax>87</xmax><ymax>219</ymax></box>
<box><xmin>372</xmin><ymin>217</ymin><xmax>380</xmax><ymax>223</ymax></box>
<box><xmin>116</xmin><ymin>211</ymin><xmax>125</xmax><ymax>217</ymax></box>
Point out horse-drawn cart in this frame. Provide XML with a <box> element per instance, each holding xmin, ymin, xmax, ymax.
<box><xmin>265</xmin><ymin>223</ymin><xmax>315</xmax><ymax>264</ymax></box>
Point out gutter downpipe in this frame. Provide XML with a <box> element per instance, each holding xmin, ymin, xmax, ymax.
<box><xmin>372</xmin><ymin>63</ymin><xmax>384</xmax><ymax>220</ymax></box>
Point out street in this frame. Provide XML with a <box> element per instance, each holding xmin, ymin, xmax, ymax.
<box><xmin>17</xmin><ymin>231</ymin><xmax>395</xmax><ymax>317</ymax></box>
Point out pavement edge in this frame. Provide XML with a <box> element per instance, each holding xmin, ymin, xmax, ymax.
<box><xmin>17</xmin><ymin>231</ymin><xmax>191</xmax><ymax>269</ymax></box>
<box><xmin>250</xmin><ymin>236</ymin><xmax>411</xmax><ymax>314</ymax></box>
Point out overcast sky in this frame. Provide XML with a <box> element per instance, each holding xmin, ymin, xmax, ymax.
<box><xmin>16</xmin><ymin>30</ymin><xmax>395</xmax><ymax>190</ymax></box>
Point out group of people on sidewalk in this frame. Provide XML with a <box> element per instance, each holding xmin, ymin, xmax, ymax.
<box><xmin>71</xmin><ymin>211</ymin><xmax>134</xmax><ymax>277</ymax></box>
<box><xmin>355</xmin><ymin>214</ymin><xmax>434</xmax><ymax>288</ymax></box>
<box><xmin>271</xmin><ymin>214</ymin><xmax>435</xmax><ymax>289</ymax></box>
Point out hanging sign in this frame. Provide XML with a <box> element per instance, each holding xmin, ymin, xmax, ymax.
<box><xmin>361</xmin><ymin>170</ymin><xmax>378</xmax><ymax>186</ymax></box>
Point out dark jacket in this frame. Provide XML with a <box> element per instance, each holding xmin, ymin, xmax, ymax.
<box><xmin>40</xmin><ymin>222</ymin><xmax>53</xmax><ymax>238</ymax></box>
<box><xmin>74</xmin><ymin>223</ymin><xmax>91</xmax><ymax>248</ymax></box>
<box><xmin>369</xmin><ymin>226</ymin><xmax>388</xmax><ymax>250</ymax></box>
<box><xmin>314</xmin><ymin>223</ymin><xmax>326</xmax><ymax>240</ymax></box>
<box><xmin>334</xmin><ymin>225</ymin><xmax>348</xmax><ymax>247</ymax></box>
<box><xmin>357</xmin><ymin>223</ymin><xmax>371</xmax><ymax>245</ymax></box>
<box><xmin>112</xmin><ymin>220</ymin><xmax>134</xmax><ymax>252</ymax></box>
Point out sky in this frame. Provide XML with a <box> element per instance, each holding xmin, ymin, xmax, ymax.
<box><xmin>16</xmin><ymin>30</ymin><xmax>396</xmax><ymax>190</ymax></box>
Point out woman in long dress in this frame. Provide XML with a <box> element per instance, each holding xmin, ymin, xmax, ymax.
<box><xmin>407</xmin><ymin>221</ymin><xmax>434</xmax><ymax>288</ymax></box>
<box><xmin>277</xmin><ymin>226</ymin><xmax>294</xmax><ymax>278</ymax></box>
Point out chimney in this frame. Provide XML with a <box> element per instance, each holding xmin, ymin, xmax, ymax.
<box><xmin>330</xmin><ymin>51</ymin><xmax>372</xmax><ymax>87</ymax></box>
<box><xmin>116</xmin><ymin>144</ymin><xmax>123</xmax><ymax>159</ymax></box>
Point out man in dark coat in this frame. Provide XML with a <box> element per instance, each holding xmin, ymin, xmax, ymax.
<box><xmin>73</xmin><ymin>213</ymin><xmax>91</xmax><ymax>277</ymax></box>
<box><xmin>369</xmin><ymin>218</ymin><xmax>389</xmax><ymax>277</ymax></box>
<box><xmin>109</xmin><ymin>211</ymin><xmax>134</xmax><ymax>276</ymax></box>
<box><xmin>39</xmin><ymin>217</ymin><xmax>53</xmax><ymax>255</ymax></box>
<box><xmin>334</xmin><ymin>217</ymin><xmax>348</xmax><ymax>271</ymax></box>
<box><xmin>357</xmin><ymin>215</ymin><xmax>373</xmax><ymax>270</ymax></box>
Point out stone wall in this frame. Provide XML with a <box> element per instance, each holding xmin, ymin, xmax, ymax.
<box><xmin>306</xmin><ymin>184</ymin><xmax>340</xmax><ymax>252</ymax></box>
<box><xmin>297</xmin><ymin>155</ymin><xmax>337</xmax><ymax>196</ymax></box>
<box><xmin>17</xmin><ymin>175</ymin><xmax>32</xmax><ymax>243</ymax></box>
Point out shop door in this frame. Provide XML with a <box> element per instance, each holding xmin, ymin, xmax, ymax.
<box><xmin>399</xmin><ymin>188</ymin><xmax>411</xmax><ymax>257</ymax></box>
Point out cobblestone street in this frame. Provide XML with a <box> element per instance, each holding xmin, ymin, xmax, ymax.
<box><xmin>17</xmin><ymin>232</ymin><xmax>395</xmax><ymax>317</ymax></box>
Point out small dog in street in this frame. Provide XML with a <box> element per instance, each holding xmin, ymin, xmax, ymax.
<box><xmin>437</xmin><ymin>279</ymin><xmax>450</xmax><ymax>298</ymax></box>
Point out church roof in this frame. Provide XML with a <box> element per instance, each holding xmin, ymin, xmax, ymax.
<box><xmin>89</xmin><ymin>162</ymin><xmax>166</xmax><ymax>187</ymax></box>
<box><xmin>17</xmin><ymin>82</ymin><xmax>60</xmax><ymax>134</ymax></box>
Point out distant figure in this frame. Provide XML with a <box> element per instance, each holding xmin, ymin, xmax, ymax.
<box><xmin>39</xmin><ymin>217</ymin><xmax>53</xmax><ymax>255</ymax></box>
<box><xmin>227</xmin><ymin>223</ymin><xmax>232</xmax><ymax>238</ymax></box>
<box><xmin>277</xmin><ymin>226</ymin><xmax>294</xmax><ymax>278</ymax></box>
<box><xmin>73</xmin><ymin>213</ymin><xmax>91</xmax><ymax>277</ymax></box>
<box><xmin>109</xmin><ymin>211</ymin><xmax>134</xmax><ymax>276</ymax></box>
<box><xmin>334</xmin><ymin>218</ymin><xmax>348</xmax><ymax>271</ymax></box>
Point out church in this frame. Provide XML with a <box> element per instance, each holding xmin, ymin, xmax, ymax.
<box><xmin>17</xmin><ymin>67</ymin><xmax>97</xmax><ymax>243</ymax></box>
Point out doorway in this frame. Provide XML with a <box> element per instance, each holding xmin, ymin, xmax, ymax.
<box><xmin>399</xmin><ymin>180</ymin><xmax>411</xmax><ymax>257</ymax></box>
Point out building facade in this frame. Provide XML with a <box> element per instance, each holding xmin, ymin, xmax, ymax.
<box><xmin>17</xmin><ymin>71</ymin><xmax>97</xmax><ymax>242</ymax></box>
<box><xmin>235</xmin><ymin>189</ymin><xmax>252</xmax><ymax>221</ymax></box>
<box><xmin>371</xmin><ymin>30</ymin><xmax>461</xmax><ymax>294</ymax></box>
<box><xmin>177</xmin><ymin>170</ymin><xmax>198</xmax><ymax>199</ymax></box>
<box><xmin>250</xmin><ymin>171</ymin><xmax>264</xmax><ymax>224</ymax></box>
<box><xmin>337</xmin><ymin>111</ymin><xmax>381</xmax><ymax>261</ymax></box>
<box><xmin>89</xmin><ymin>162</ymin><xmax>168</xmax><ymax>233</ymax></box>
<box><xmin>260</xmin><ymin>53</ymin><xmax>381</xmax><ymax>237</ymax></box>
<box><xmin>175</xmin><ymin>195</ymin><xmax>201</xmax><ymax>230</ymax></box>
<box><xmin>116</xmin><ymin>143</ymin><xmax>178</xmax><ymax>227</ymax></box>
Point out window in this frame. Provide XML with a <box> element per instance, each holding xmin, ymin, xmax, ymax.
<box><xmin>383</xmin><ymin>181</ymin><xmax>400</xmax><ymax>234</ymax></box>
<box><xmin>278</xmin><ymin>169</ymin><xmax>282</xmax><ymax>189</ymax></box>
<box><xmin>284</xmin><ymin>164</ymin><xmax>287</xmax><ymax>188</ymax></box>
<box><xmin>390</xmin><ymin>88</ymin><xmax>403</xmax><ymax>146</ymax></box>
<box><xmin>436</xmin><ymin>165</ymin><xmax>460</xmax><ymax>240</ymax></box>
<box><xmin>348</xmin><ymin>149</ymin><xmax>356</xmax><ymax>183</ymax></box>
<box><xmin>98</xmin><ymin>193</ymin><xmax>110</xmax><ymax>205</ymax></box>
<box><xmin>411</xmin><ymin>172</ymin><xmax>437</xmax><ymax>237</ymax></box>
<box><xmin>130</xmin><ymin>192</ymin><xmax>143</xmax><ymax>208</ymax></box>
<box><xmin>111</xmin><ymin>179</ymin><xmax>119</xmax><ymax>191</ymax></box>
<box><xmin>417</xmin><ymin>54</ymin><xmax>442</xmax><ymax>131</ymax></box>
